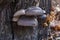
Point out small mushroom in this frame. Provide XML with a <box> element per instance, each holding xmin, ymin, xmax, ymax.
<box><xmin>12</xmin><ymin>9</ymin><xmax>25</xmax><ymax>22</ymax></box>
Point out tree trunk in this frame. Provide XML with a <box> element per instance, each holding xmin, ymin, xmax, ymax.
<box><xmin>0</xmin><ymin>0</ymin><xmax>51</xmax><ymax>40</ymax></box>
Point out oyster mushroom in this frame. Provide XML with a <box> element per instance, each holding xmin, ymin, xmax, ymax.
<box><xmin>25</xmin><ymin>6</ymin><xmax>46</xmax><ymax>16</ymax></box>
<box><xmin>12</xmin><ymin>9</ymin><xmax>25</xmax><ymax>22</ymax></box>
<box><xmin>17</xmin><ymin>16</ymin><xmax>38</xmax><ymax>26</ymax></box>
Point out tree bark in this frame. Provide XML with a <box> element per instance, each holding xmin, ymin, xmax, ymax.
<box><xmin>0</xmin><ymin>0</ymin><xmax>51</xmax><ymax>40</ymax></box>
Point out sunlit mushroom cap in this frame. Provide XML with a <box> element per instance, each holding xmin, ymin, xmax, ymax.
<box><xmin>25</xmin><ymin>6</ymin><xmax>46</xmax><ymax>16</ymax></box>
<box><xmin>17</xmin><ymin>16</ymin><xmax>38</xmax><ymax>26</ymax></box>
<box><xmin>12</xmin><ymin>9</ymin><xmax>25</xmax><ymax>22</ymax></box>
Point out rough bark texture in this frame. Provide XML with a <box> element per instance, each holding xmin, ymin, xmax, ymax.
<box><xmin>0</xmin><ymin>0</ymin><xmax>51</xmax><ymax>40</ymax></box>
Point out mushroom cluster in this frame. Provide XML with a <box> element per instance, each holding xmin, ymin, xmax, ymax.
<box><xmin>12</xmin><ymin>6</ymin><xmax>46</xmax><ymax>26</ymax></box>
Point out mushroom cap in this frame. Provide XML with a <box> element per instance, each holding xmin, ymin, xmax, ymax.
<box><xmin>40</xmin><ymin>14</ymin><xmax>47</xmax><ymax>19</ymax></box>
<box><xmin>12</xmin><ymin>9</ymin><xmax>25</xmax><ymax>22</ymax></box>
<box><xmin>17</xmin><ymin>16</ymin><xmax>38</xmax><ymax>26</ymax></box>
<box><xmin>14</xmin><ymin>9</ymin><xmax>25</xmax><ymax>17</ymax></box>
<box><xmin>25</xmin><ymin>6</ymin><xmax>46</xmax><ymax>16</ymax></box>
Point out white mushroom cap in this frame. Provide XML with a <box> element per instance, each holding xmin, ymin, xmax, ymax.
<box><xmin>17</xmin><ymin>16</ymin><xmax>38</xmax><ymax>26</ymax></box>
<box><xmin>25</xmin><ymin>6</ymin><xmax>46</xmax><ymax>16</ymax></box>
<box><xmin>12</xmin><ymin>9</ymin><xmax>25</xmax><ymax>22</ymax></box>
<box><xmin>14</xmin><ymin>9</ymin><xmax>25</xmax><ymax>16</ymax></box>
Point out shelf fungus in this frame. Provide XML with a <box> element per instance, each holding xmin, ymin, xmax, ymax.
<box><xmin>12</xmin><ymin>6</ymin><xmax>46</xmax><ymax>26</ymax></box>
<box><xmin>17</xmin><ymin>16</ymin><xmax>38</xmax><ymax>26</ymax></box>
<box><xmin>12</xmin><ymin>9</ymin><xmax>25</xmax><ymax>22</ymax></box>
<box><xmin>25</xmin><ymin>6</ymin><xmax>46</xmax><ymax>16</ymax></box>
